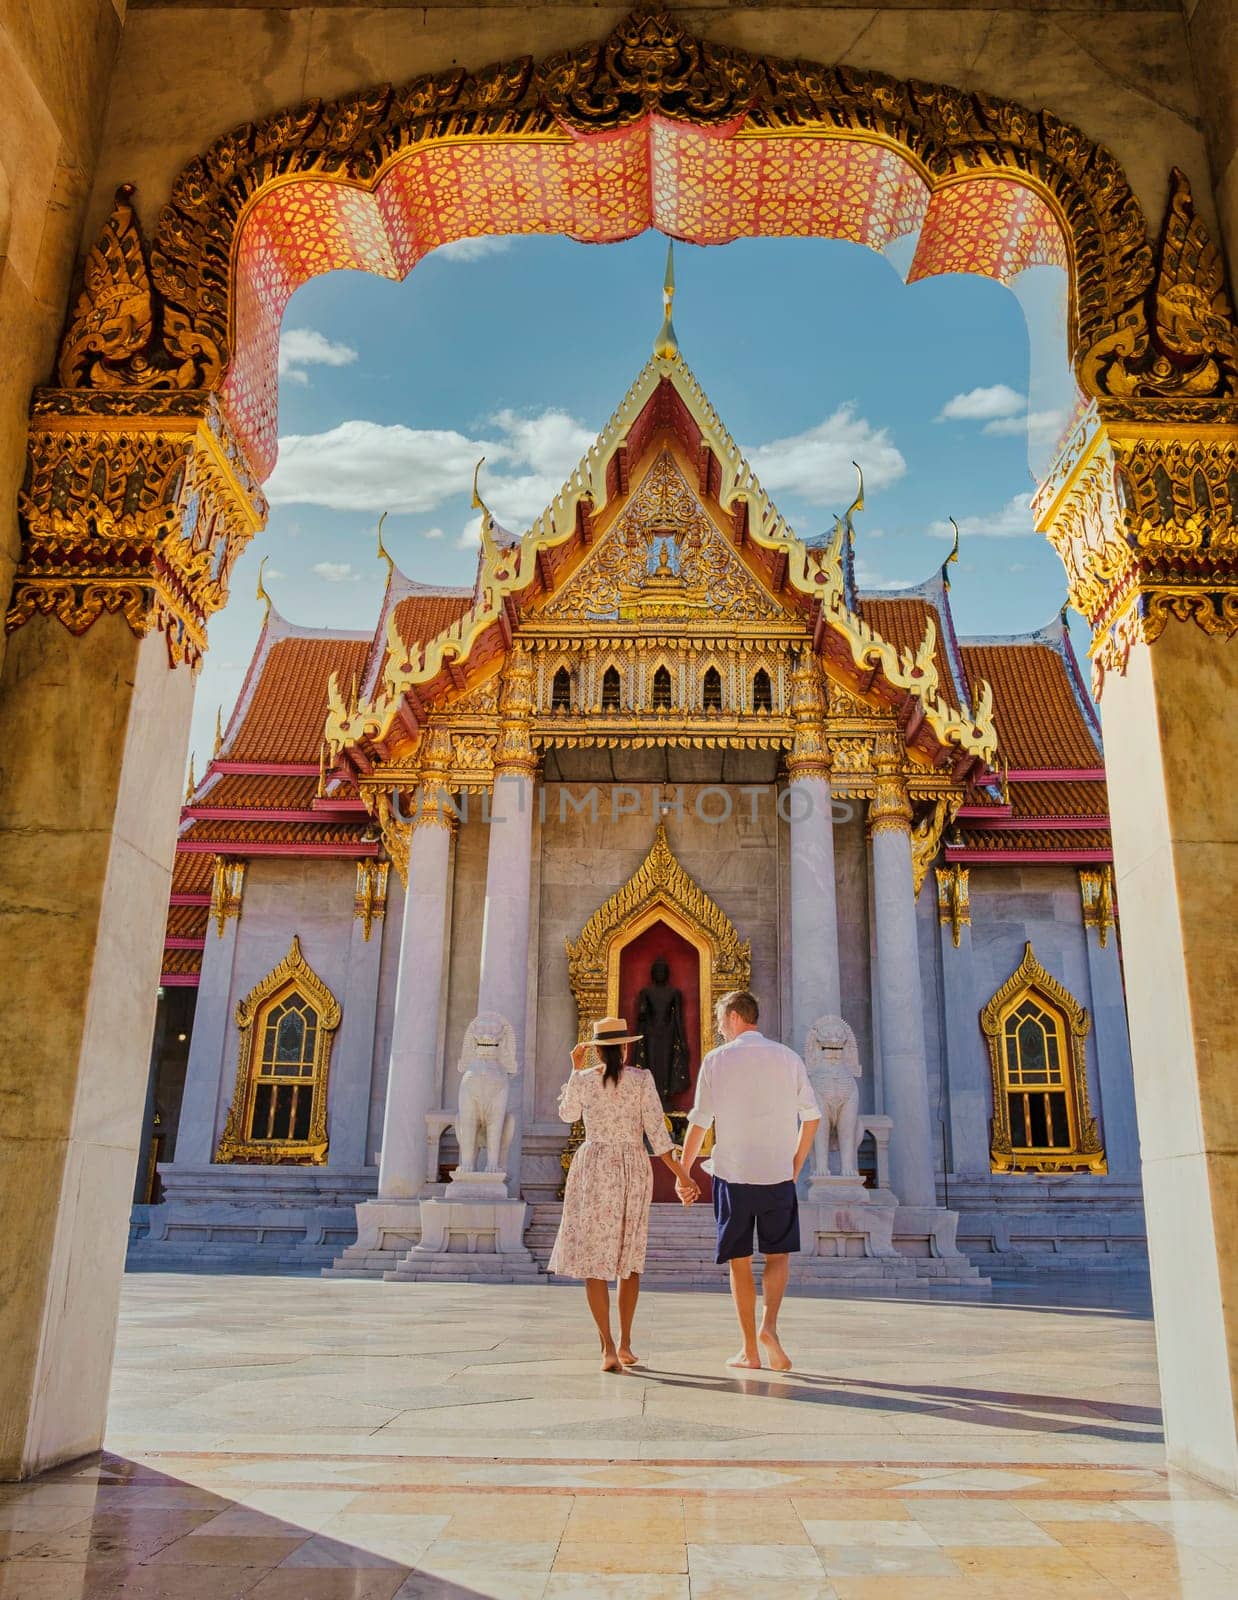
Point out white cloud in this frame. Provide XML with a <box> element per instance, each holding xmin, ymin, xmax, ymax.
<box><xmin>928</xmin><ymin>492</ymin><xmax>1035</xmax><ymax>540</ymax></box>
<box><xmin>745</xmin><ymin>404</ymin><xmax>906</xmax><ymax>506</ymax></box>
<box><xmin>423</xmin><ymin>527</ymin><xmax>445</xmax><ymax>540</ymax></box>
<box><xmin>311</xmin><ymin>561</ymin><xmax>361</xmax><ymax>583</ymax></box>
<box><xmin>457</xmin><ymin>516</ymin><xmax>482</xmax><ymax>551</ymax></box>
<box><xmin>267</xmin><ymin>408</ymin><xmax>595</xmax><ymax>526</ymax></box>
<box><xmin>434</xmin><ymin>236</ymin><xmax>513</xmax><ymax>262</ymax></box>
<box><xmin>982</xmin><ymin>408</ymin><xmax>1066</xmax><ymax>443</ymax></box>
<box><xmin>278</xmin><ymin>328</ymin><xmax>359</xmax><ymax>387</ymax></box>
<box><xmin>937</xmin><ymin>384</ymin><xmax>1024</xmax><ymax>422</ymax></box>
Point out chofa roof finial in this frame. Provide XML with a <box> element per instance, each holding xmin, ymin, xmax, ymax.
<box><xmin>653</xmin><ymin>240</ymin><xmax>679</xmax><ymax>360</ymax></box>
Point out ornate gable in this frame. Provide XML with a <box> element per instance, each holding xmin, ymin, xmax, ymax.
<box><xmin>532</xmin><ymin>450</ymin><xmax>788</xmax><ymax>626</ymax></box>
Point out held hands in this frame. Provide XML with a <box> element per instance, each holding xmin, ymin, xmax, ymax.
<box><xmin>675</xmin><ymin>1168</ymin><xmax>700</xmax><ymax>1207</ymax></box>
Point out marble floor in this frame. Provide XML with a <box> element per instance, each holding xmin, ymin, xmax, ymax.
<box><xmin>3</xmin><ymin>1271</ymin><xmax>1237</xmax><ymax>1597</ymax></box>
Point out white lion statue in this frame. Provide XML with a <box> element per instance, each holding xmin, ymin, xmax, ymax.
<box><xmin>455</xmin><ymin>1012</ymin><xmax>518</xmax><ymax>1176</ymax></box>
<box><xmin>804</xmin><ymin>1014</ymin><xmax>863</xmax><ymax>1179</ymax></box>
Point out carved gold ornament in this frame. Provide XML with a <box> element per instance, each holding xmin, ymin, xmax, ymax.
<box><xmin>216</xmin><ymin>936</ymin><xmax>341</xmax><ymax>1166</ymax></box>
<box><xmin>1079</xmin><ymin>866</ymin><xmax>1116</xmax><ymax>949</ymax></box>
<box><xmin>8</xmin><ymin>393</ymin><xmax>265</xmax><ymax>668</ymax></box>
<box><xmin>936</xmin><ymin>864</ymin><xmax>971</xmax><ymax>948</ymax></box>
<box><xmin>981</xmin><ymin>942</ymin><xmax>1105</xmax><ymax>1175</ymax></box>
<box><xmin>354</xmin><ymin>859</ymin><xmax>390</xmax><ymax>941</ymax></box>
<box><xmin>911</xmin><ymin>796</ymin><xmax>960</xmax><ymax>896</ymax></box>
<box><xmin>210</xmin><ymin>857</ymin><xmax>246</xmax><ymax>937</ymax></box>
<box><xmin>51</xmin><ymin>10</ymin><xmax>1177</xmax><ymax>413</ymax></box>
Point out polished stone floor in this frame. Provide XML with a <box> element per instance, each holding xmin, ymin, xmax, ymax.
<box><xmin>3</xmin><ymin>1272</ymin><xmax>1237</xmax><ymax>1597</ymax></box>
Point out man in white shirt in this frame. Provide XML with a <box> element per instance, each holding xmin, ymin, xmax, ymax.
<box><xmin>678</xmin><ymin>990</ymin><xmax>821</xmax><ymax>1371</ymax></box>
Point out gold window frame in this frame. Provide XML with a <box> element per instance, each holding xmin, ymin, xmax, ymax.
<box><xmin>216</xmin><ymin>936</ymin><xmax>341</xmax><ymax>1165</ymax></box>
<box><xmin>982</xmin><ymin>941</ymin><xmax>1106</xmax><ymax>1174</ymax></box>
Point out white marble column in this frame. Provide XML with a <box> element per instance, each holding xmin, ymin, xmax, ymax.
<box><xmin>172</xmin><ymin>866</ymin><xmax>245</xmax><ymax>1167</ymax></box>
<box><xmin>935</xmin><ymin>867</ymin><xmax>992</xmax><ymax>1178</ymax></box>
<box><xmin>788</xmin><ymin>774</ymin><xmax>842</xmax><ymax>1052</ymax></box>
<box><xmin>1079</xmin><ymin>871</ymin><xmax>1141</xmax><ymax>1178</ymax></box>
<box><xmin>477</xmin><ymin>769</ymin><xmax>535</xmax><ymax>1190</ymax></box>
<box><xmin>870</xmin><ymin>763</ymin><xmax>937</xmax><ymax>1207</ymax></box>
<box><xmin>326</xmin><ymin>862</ymin><xmax>389</xmax><ymax>1172</ymax></box>
<box><xmin>376</xmin><ymin>814</ymin><xmax>453</xmax><ymax>1199</ymax></box>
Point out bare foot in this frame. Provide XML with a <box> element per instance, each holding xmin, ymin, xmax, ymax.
<box><xmin>601</xmin><ymin>1346</ymin><xmax>623</xmax><ymax>1373</ymax></box>
<box><xmin>617</xmin><ymin>1347</ymin><xmax>639</xmax><ymax>1365</ymax></box>
<box><xmin>759</xmin><ymin>1329</ymin><xmax>793</xmax><ymax>1371</ymax></box>
<box><xmin>726</xmin><ymin>1350</ymin><xmax>762</xmax><ymax>1370</ymax></box>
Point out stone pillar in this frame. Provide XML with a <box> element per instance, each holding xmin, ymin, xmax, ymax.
<box><xmin>1079</xmin><ymin>869</ymin><xmax>1141</xmax><ymax>1178</ymax></box>
<box><xmin>133</xmin><ymin>990</ymin><xmax>168</xmax><ymax>1203</ymax></box>
<box><xmin>869</xmin><ymin>742</ymin><xmax>937</xmax><ymax>1207</ymax></box>
<box><xmin>376</xmin><ymin>813</ymin><xmax>454</xmax><ymax>1200</ymax></box>
<box><xmin>1034</xmin><ymin>306</ymin><xmax>1238</xmax><ymax>1487</ymax></box>
<box><xmin>935</xmin><ymin>866</ymin><xmax>992</xmax><ymax>1177</ymax></box>
<box><xmin>171</xmin><ymin>860</ymin><xmax>245</xmax><ymax>1166</ymax></box>
<box><xmin>326</xmin><ymin>861</ymin><xmax>389</xmax><ymax>1171</ymax></box>
<box><xmin>474</xmin><ymin>645</ymin><xmax>537</xmax><ymax>1193</ymax></box>
<box><xmin>786</xmin><ymin>654</ymin><xmax>841</xmax><ymax>1053</ymax></box>
<box><xmin>0</xmin><ymin>358</ymin><xmax>264</xmax><ymax>1478</ymax></box>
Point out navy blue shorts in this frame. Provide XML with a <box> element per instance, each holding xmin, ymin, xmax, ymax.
<box><xmin>713</xmin><ymin>1177</ymin><xmax>801</xmax><ymax>1263</ymax></box>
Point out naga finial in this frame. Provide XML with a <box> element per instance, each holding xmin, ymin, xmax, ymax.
<box><xmin>653</xmin><ymin>240</ymin><xmax>679</xmax><ymax>360</ymax></box>
<box><xmin>256</xmin><ymin>555</ymin><xmax>273</xmax><ymax>617</ymax></box>
<box><xmin>376</xmin><ymin>510</ymin><xmax>394</xmax><ymax>582</ymax></box>
<box><xmin>942</xmin><ymin>516</ymin><xmax>960</xmax><ymax>586</ymax></box>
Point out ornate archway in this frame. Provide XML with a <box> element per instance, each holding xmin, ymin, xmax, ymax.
<box><xmin>9</xmin><ymin>8</ymin><xmax>1234</xmax><ymax>686</ymax></box>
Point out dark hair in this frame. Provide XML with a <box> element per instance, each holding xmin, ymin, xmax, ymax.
<box><xmin>717</xmin><ymin>989</ymin><xmax>759</xmax><ymax>1025</ymax></box>
<box><xmin>598</xmin><ymin>1042</ymin><xmax>625</xmax><ymax>1087</ymax></box>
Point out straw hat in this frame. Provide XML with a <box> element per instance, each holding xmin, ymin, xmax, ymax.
<box><xmin>587</xmin><ymin>1016</ymin><xmax>643</xmax><ymax>1047</ymax></box>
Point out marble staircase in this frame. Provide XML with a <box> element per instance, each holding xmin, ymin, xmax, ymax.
<box><xmin>524</xmin><ymin>1203</ymin><xmax>988</xmax><ymax>1291</ymax></box>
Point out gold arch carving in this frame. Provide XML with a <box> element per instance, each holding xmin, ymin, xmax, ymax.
<box><xmin>50</xmin><ymin>6</ymin><xmax>1227</xmax><ymax>430</ymax></box>
<box><xmin>980</xmin><ymin>941</ymin><xmax>1105</xmax><ymax>1175</ymax></box>
<box><xmin>565</xmin><ymin>823</ymin><xmax>751</xmax><ymax>1047</ymax></box>
<box><xmin>216</xmin><ymin>935</ymin><xmax>342</xmax><ymax>1166</ymax></box>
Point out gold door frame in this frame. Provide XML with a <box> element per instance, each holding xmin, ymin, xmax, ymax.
<box><xmin>566</xmin><ymin>825</ymin><xmax>751</xmax><ymax>1050</ymax></box>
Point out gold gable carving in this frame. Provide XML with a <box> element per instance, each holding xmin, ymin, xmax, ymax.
<box><xmin>533</xmin><ymin>452</ymin><xmax>785</xmax><ymax>625</ymax></box>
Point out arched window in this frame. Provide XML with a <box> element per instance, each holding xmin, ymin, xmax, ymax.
<box><xmin>981</xmin><ymin>942</ymin><xmax>1105</xmax><ymax>1174</ymax></box>
<box><xmin>652</xmin><ymin>665</ymin><xmax>673</xmax><ymax>709</ymax></box>
<box><xmin>551</xmin><ymin>665</ymin><xmax>572</xmax><ymax>711</ymax></box>
<box><xmin>702</xmin><ymin>666</ymin><xmax>723</xmax><ymax>711</ymax></box>
<box><xmin>216</xmin><ymin>937</ymin><xmax>340</xmax><ymax>1165</ymax></box>
<box><xmin>752</xmin><ymin>668</ymin><xmax>773</xmax><ymax>712</ymax></box>
<box><xmin>601</xmin><ymin>665</ymin><xmax>622</xmax><ymax>710</ymax></box>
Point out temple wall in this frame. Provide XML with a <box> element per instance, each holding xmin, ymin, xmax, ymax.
<box><xmin>441</xmin><ymin>813</ymin><xmax>489</xmax><ymax>1121</ymax></box>
<box><xmin>365</xmin><ymin>872</ymin><xmax>404</xmax><ymax>1166</ymax></box>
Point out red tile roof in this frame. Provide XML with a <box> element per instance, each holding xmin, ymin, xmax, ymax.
<box><xmin>859</xmin><ymin>597</ymin><xmax>963</xmax><ymax>713</ymax></box>
<box><xmin>1009</xmin><ymin>779</ymin><xmax>1108</xmax><ymax>819</ymax></box>
<box><xmin>228</xmin><ymin>634</ymin><xmax>371</xmax><ymax>764</ymax></box>
<box><xmin>960</xmin><ymin>642</ymin><xmax>1099</xmax><ymax>770</ymax></box>
<box><xmin>196</xmin><ymin>774</ymin><xmax>320</xmax><ymax>811</ymax></box>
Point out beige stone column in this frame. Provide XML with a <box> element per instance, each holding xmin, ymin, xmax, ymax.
<box><xmin>0</xmin><ymin>386</ymin><xmax>264</xmax><ymax>1479</ymax></box>
<box><xmin>1036</xmin><ymin>386</ymin><xmax>1238</xmax><ymax>1489</ymax></box>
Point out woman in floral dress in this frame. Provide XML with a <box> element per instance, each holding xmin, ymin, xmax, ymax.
<box><xmin>549</xmin><ymin>1017</ymin><xmax>699</xmax><ymax>1371</ymax></box>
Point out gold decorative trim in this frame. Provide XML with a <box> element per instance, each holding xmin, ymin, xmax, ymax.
<box><xmin>936</xmin><ymin>864</ymin><xmax>971</xmax><ymax>947</ymax></box>
<box><xmin>7</xmin><ymin>393</ymin><xmax>265</xmax><ymax>668</ymax></box>
<box><xmin>216</xmin><ymin>935</ymin><xmax>341</xmax><ymax>1165</ymax></box>
<box><xmin>981</xmin><ymin>941</ymin><xmax>1106</xmax><ymax>1175</ymax></box>
<box><xmin>354</xmin><ymin>859</ymin><xmax>390</xmax><ymax>941</ymax></box>
<box><xmin>1080</xmin><ymin>866</ymin><xmax>1116</xmax><ymax>949</ymax></box>
<box><xmin>209</xmin><ymin>857</ymin><xmax>246</xmax><ymax>937</ymax></box>
<box><xmin>911</xmin><ymin>796</ymin><xmax>959</xmax><ymax>896</ymax></box>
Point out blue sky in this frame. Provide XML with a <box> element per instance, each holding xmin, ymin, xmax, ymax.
<box><xmin>193</xmin><ymin>231</ymin><xmax>1083</xmax><ymax>771</ymax></box>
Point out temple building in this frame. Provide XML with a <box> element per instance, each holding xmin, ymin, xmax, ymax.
<box><xmin>131</xmin><ymin>306</ymin><xmax>1144</xmax><ymax>1282</ymax></box>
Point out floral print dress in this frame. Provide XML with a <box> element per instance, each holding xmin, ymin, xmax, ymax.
<box><xmin>548</xmin><ymin>1065</ymin><xmax>673</xmax><ymax>1281</ymax></box>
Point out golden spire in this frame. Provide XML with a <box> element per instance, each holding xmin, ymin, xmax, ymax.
<box><xmin>942</xmin><ymin>516</ymin><xmax>960</xmax><ymax>587</ymax></box>
<box><xmin>376</xmin><ymin>511</ymin><xmax>394</xmax><ymax>582</ymax></box>
<box><xmin>256</xmin><ymin>554</ymin><xmax>273</xmax><ymax>618</ymax></box>
<box><xmin>184</xmin><ymin>754</ymin><xmax>196</xmax><ymax>802</ymax></box>
<box><xmin>471</xmin><ymin>457</ymin><xmax>501</xmax><ymax>561</ymax></box>
<box><xmin>213</xmin><ymin>704</ymin><xmax>224</xmax><ymax>756</ymax></box>
<box><xmin>653</xmin><ymin>240</ymin><xmax>678</xmax><ymax>360</ymax></box>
